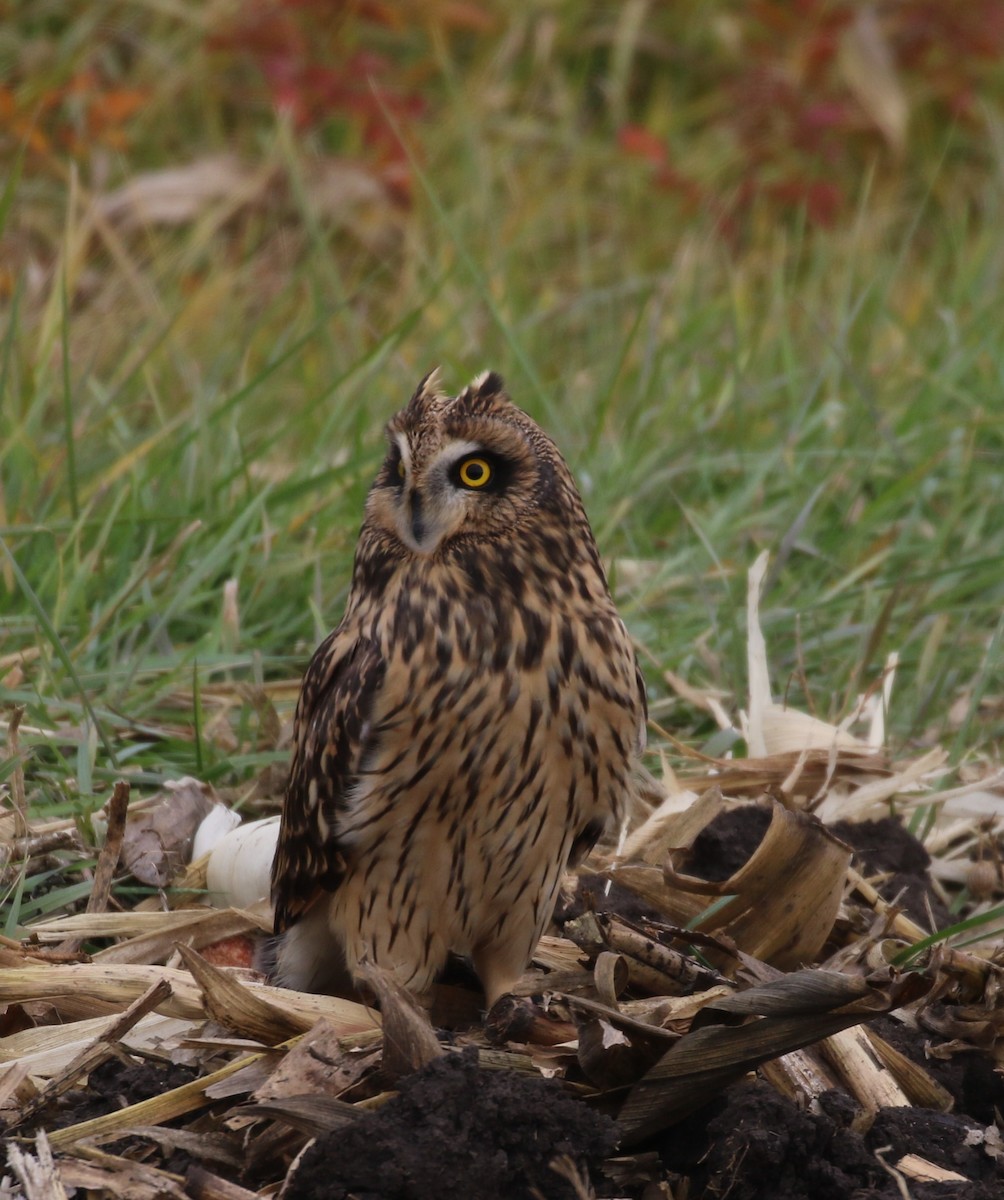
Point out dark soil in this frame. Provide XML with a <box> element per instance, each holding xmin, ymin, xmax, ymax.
<box><xmin>682</xmin><ymin>805</ymin><xmax>954</xmax><ymax>930</ymax></box>
<box><xmin>286</xmin><ymin>1047</ymin><xmax>618</xmax><ymax>1200</ymax></box>
<box><xmin>21</xmin><ymin>1056</ymin><xmax>198</xmax><ymax>1135</ymax></box>
<box><xmin>832</xmin><ymin>815</ymin><xmax>954</xmax><ymax>928</ymax></box>
<box><xmin>14</xmin><ymin>812</ymin><xmax>999</xmax><ymax>1200</ymax></box>
<box><xmin>683</xmin><ymin>802</ymin><xmax>772</xmax><ymax>880</ymax></box>
<box><xmin>656</xmin><ymin>1079</ymin><xmax>1002</xmax><ymax>1200</ymax></box>
<box><xmin>556</xmin><ymin>875</ymin><xmax>670</xmax><ymax>925</ymax></box>
<box><xmin>871</xmin><ymin>1012</ymin><xmax>1004</xmax><ymax>1125</ymax></box>
<box><xmin>869</xmin><ymin>1106</ymin><xmax>999</xmax><ymax>1182</ymax></box>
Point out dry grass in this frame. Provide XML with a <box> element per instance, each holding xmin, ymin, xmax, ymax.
<box><xmin>3</xmin><ymin>556</ymin><xmax>1002</xmax><ymax>1195</ymax></box>
<box><xmin>2</xmin><ymin>5</ymin><xmax>1004</xmax><ymax>1195</ymax></box>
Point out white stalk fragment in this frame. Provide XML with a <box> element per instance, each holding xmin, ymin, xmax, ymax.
<box><xmin>204</xmin><ymin>815</ymin><xmax>280</xmax><ymax>911</ymax></box>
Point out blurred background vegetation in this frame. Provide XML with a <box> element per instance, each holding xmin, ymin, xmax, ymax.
<box><xmin>2</xmin><ymin>1</ymin><xmax>1004</xmax><ymax>833</ymax></box>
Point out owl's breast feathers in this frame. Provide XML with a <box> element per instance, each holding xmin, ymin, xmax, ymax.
<box><xmin>271</xmin><ymin>518</ymin><xmax>645</xmax><ymax>1008</ymax></box>
<box><xmin>270</xmin><ymin>372</ymin><xmax>648</xmax><ymax>999</ymax></box>
<box><xmin>272</xmin><ymin>540</ymin><xmax>644</xmax><ymax>932</ymax></box>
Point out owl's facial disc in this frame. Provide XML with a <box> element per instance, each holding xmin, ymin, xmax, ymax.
<box><xmin>385</xmin><ymin>435</ymin><xmax>515</xmax><ymax>554</ymax></box>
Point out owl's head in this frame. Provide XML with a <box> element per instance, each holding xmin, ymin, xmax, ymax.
<box><xmin>366</xmin><ymin>369</ymin><xmax>573</xmax><ymax>556</ymax></box>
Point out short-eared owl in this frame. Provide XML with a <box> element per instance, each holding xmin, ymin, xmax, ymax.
<box><xmin>270</xmin><ymin>370</ymin><xmax>646</xmax><ymax>1004</ymax></box>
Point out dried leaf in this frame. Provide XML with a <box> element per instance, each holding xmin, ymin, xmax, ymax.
<box><xmin>617</xmin><ymin>968</ymin><xmax>931</xmax><ymax>1142</ymax></box>
<box><xmin>746</xmin><ymin>552</ymin><xmax>877</xmax><ymax>760</ymax></box>
<box><xmin>619</xmin><ymin>785</ymin><xmax>726</xmax><ymax>865</ymax></box>
<box><xmin>239</xmin><ymin>1092</ymin><xmax>363</xmax><ymax>1137</ymax></box>
<box><xmin>174</xmin><ymin>943</ymin><xmax>315</xmax><ymax>1044</ymax></box>
<box><xmin>121</xmin><ymin>779</ymin><xmax>218</xmax><ymax>888</ymax></box>
<box><xmin>668</xmin><ymin>801</ymin><xmax>852</xmax><ymax>969</ymax></box>
<box><xmin>355</xmin><ymin>961</ymin><xmax>443</xmax><ymax>1079</ymax></box>
<box><xmin>184</xmin><ymin>1165</ymin><xmax>260</xmax><ymax>1200</ymax></box>
<box><xmin>838</xmin><ymin>6</ymin><xmax>909</xmax><ymax>154</ymax></box>
<box><xmin>253</xmin><ymin>1018</ymin><xmax>379</xmax><ymax>1104</ymax></box>
<box><xmin>96</xmin><ymin>155</ymin><xmax>260</xmax><ymax>227</ymax></box>
<box><xmin>593</xmin><ymin>951</ymin><xmax>629</xmax><ymax>1009</ymax></box>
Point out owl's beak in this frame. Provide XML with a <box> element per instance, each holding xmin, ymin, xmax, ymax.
<box><xmin>397</xmin><ymin>486</ymin><xmax>444</xmax><ymax>554</ymax></box>
<box><xmin>408</xmin><ymin>491</ymin><xmax>425</xmax><ymax>545</ymax></box>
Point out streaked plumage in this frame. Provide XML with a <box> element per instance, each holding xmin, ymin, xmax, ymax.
<box><xmin>270</xmin><ymin>369</ymin><xmax>646</xmax><ymax>1003</ymax></box>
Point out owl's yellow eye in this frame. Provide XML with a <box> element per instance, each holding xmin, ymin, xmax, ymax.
<box><xmin>397</xmin><ymin>459</ymin><xmax>406</xmax><ymax>479</ymax></box>
<box><xmin>458</xmin><ymin>457</ymin><xmax>491</xmax><ymax>488</ymax></box>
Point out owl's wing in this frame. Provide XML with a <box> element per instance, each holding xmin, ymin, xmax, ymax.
<box><xmin>569</xmin><ymin>644</ymin><xmax>649</xmax><ymax>868</ymax></box>
<box><xmin>634</xmin><ymin>657</ymin><xmax>649</xmax><ymax>752</ymax></box>
<box><xmin>271</xmin><ymin>627</ymin><xmax>386</xmax><ymax>933</ymax></box>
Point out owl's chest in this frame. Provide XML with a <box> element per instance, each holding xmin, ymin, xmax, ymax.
<box><xmin>337</xmin><ymin>570</ymin><xmax>638</xmax><ymax>851</ymax></box>
<box><xmin>364</xmin><ymin>568</ymin><xmax>514</xmax><ymax>673</ymax></box>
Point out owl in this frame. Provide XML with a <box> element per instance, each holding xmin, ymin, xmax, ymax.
<box><xmin>270</xmin><ymin>369</ymin><xmax>646</xmax><ymax>1005</ymax></box>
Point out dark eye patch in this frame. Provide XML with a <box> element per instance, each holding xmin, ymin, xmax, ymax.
<box><xmin>384</xmin><ymin>446</ymin><xmax>405</xmax><ymax>487</ymax></box>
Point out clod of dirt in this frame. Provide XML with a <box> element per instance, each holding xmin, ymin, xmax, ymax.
<box><xmin>285</xmin><ymin>1046</ymin><xmax>618</xmax><ymax>1200</ymax></box>
<box><xmin>23</xmin><ymin>1057</ymin><xmax>198</xmax><ymax>1134</ymax></box>
<box><xmin>831</xmin><ymin>815</ymin><xmax>953</xmax><ymax>928</ymax></box>
<box><xmin>657</xmin><ymin>1080</ymin><xmax>875</xmax><ymax>1200</ymax></box>
<box><xmin>872</xmin><ymin>1014</ymin><xmax>1004</xmax><ymax>1126</ymax></box>
<box><xmin>682</xmin><ymin>804</ymin><xmax>771</xmax><ymax>881</ymax></box>
<box><xmin>655</xmin><ymin>1079</ymin><xmax>1003</xmax><ymax>1200</ymax></box>
<box><xmin>866</xmin><ymin>1106</ymin><xmax>1002</xmax><ymax>1183</ymax></box>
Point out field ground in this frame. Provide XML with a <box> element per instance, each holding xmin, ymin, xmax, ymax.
<box><xmin>2</xmin><ymin>5</ymin><xmax>1004</xmax><ymax>1198</ymax></box>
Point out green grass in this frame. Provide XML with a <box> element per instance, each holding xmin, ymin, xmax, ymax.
<box><xmin>2</xmin><ymin>4</ymin><xmax>1004</xmax><ymax>931</ymax></box>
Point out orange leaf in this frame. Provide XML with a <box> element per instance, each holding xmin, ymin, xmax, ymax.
<box><xmin>89</xmin><ymin>88</ymin><xmax>149</xmax><ymax>127</ymax></box>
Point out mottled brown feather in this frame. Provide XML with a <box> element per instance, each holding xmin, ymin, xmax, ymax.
<box><xmin>271</xmin><ymin>633</ymin><xmax>384</xmax><ymax>930</ymax></box>
<box><xmin>269</xmin><ymin>370</ymin><xmax>646</xmax><ymax>1002</ymax></box>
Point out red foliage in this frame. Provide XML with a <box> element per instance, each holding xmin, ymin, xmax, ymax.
<box><xmin>208</xmin><ymin>0</ymin><xmax>429</xmax><ymax>203</ymax></box>
<box><xmin>618</xmin><ymin>124</ymin><xmax>668</xmax><ymax>168</ymax></box>
<box><xmin>619</xmin><ymin>0</ymin><xmax>1004</xmax><ymax>234</ymax></box>
<box><xmin>618</xmin><ymin>125</ymin><xmax>703</xmax><ymax>212</ymax></box>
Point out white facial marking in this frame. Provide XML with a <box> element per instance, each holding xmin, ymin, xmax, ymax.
<box><xmin>431</xmin><ymin>439</ymin><xmax>484</xmax><ymax>473</ymax></box>
<box><xmin>392</xmin><ymin>439</ymin><xmax>490</xmax><ymax>555</ymax></box>
<box><xmin>394</xmin><ymin>433</ymin><xmax>412</xmax><ymax>477</ymax></box>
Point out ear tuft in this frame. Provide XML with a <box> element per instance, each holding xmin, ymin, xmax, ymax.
<box><xmin>455</xmin><ymin>369</ymin><xmax>509</xmax><ymax>410</ymax></box>
<box><xmin>469</xmin><ymin>369</ymin><xmax>507</xmax><ymax>399</ymax></box>
<box><xmin>406</xmin><ymin>367</ymin><xmax>448</xmax><ymax>413</ymax></box>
